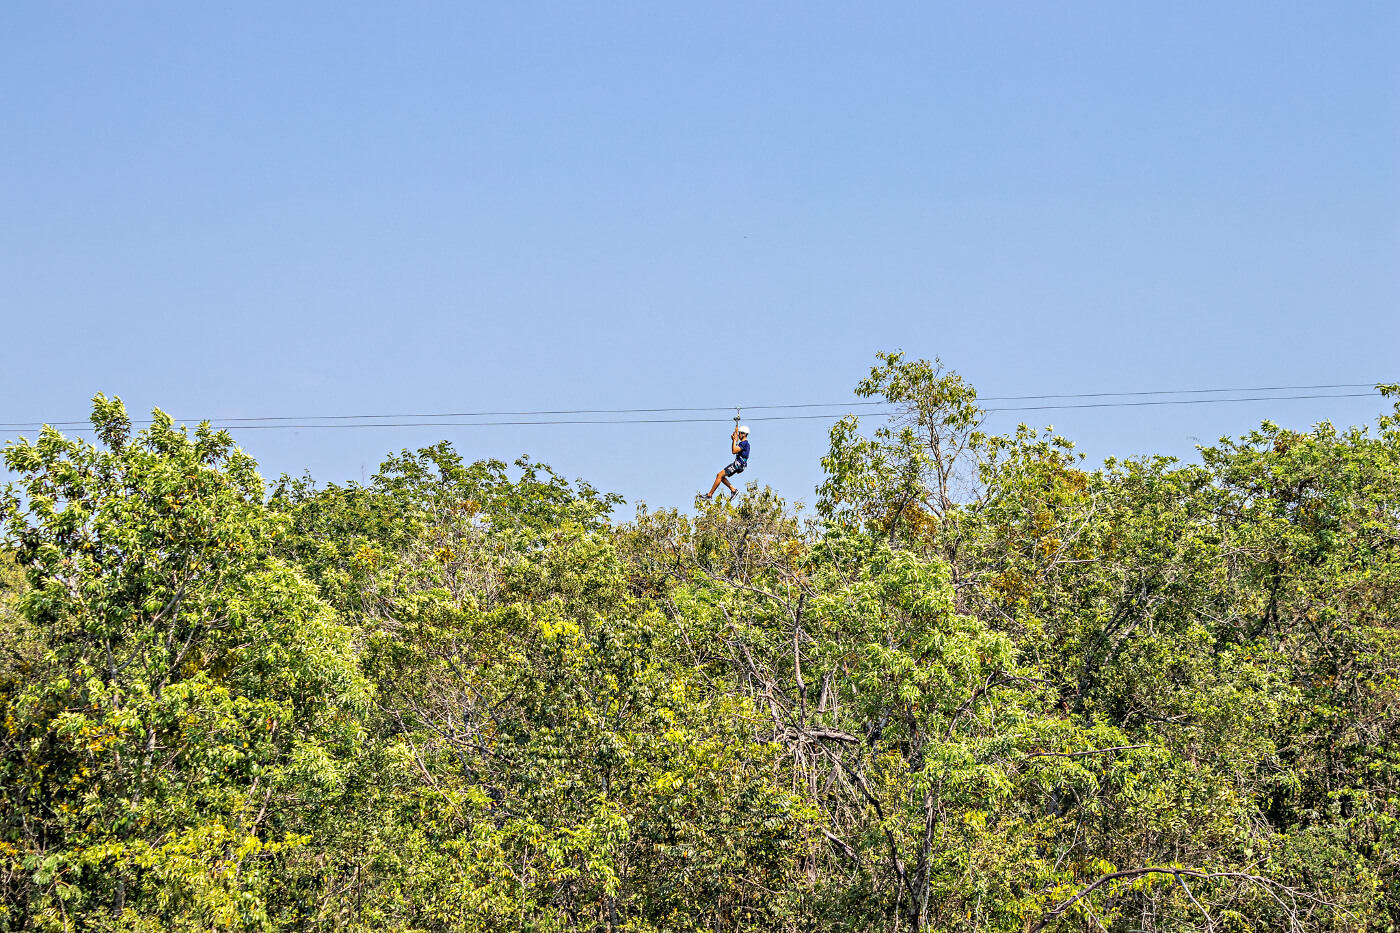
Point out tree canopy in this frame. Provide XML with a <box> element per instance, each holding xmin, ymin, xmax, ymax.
<box><xmin>3</xmin><ymin>365</ymin><xmax>1399</xmax><ymax>932</ymax></box>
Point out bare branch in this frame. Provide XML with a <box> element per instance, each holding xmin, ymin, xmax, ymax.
<box><xmin>1025</xmin><ymin>744</ymin><xmax>1150</xmax><ymax>759</ymax></box>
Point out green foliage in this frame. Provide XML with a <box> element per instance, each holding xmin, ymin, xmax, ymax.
<box><xmin>818</xmin><ymin>352</ymin><xmax>984</xmax><ymax>541</ymax></box>
<box><xmin>0</xmin><ymin>548</ymin><xmax>38</xmax><ymax>688</ymax></box>
<box><xmin>268</xmin><ymin>444</ymin><xmax>621</xmax><ymax>614</ymax></box>
<box><xmin>0</xmin><ymin>398</ymin><xmax>368</xmax><ymax>931</ymax></box>
<box><xmin>3</xmin><ymin>374</ymin><xmax>1398</xmax><ymax>931</ymax></box>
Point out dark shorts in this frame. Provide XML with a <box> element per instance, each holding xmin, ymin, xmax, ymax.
<box><xmin>724</xmin><ymin>459</ymin><xmax>747</xmax><ymax>478</ymax></box>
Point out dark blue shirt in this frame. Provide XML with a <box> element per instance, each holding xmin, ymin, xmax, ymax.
<box><xmin>736</xmin><ymin>438</ymin><xmax>750</xmax><ymax>462</ymax></box>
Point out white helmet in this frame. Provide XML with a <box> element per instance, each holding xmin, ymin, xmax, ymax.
<box><xmin>737</xmin><ymin>425</ymin><xmax>750</xmax><ymax>435</ymax></box>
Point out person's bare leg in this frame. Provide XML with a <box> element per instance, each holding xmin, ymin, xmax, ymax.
<box><xmin>705</xmin><ymin>470</ymin><xmax>726</xmax><ymax>498</ymax></box>
<box><xmin>722</xmin><ymin>476</ymin><xmax>737</xmax><ymax>497</ymax></box>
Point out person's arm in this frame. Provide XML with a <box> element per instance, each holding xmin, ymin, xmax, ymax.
<box><xmin>731</xmin><ymin>429</ymin><xmax>742</xmax><ymax>455</ymax></box>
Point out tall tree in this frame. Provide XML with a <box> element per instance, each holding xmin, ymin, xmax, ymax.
<box><xmin>0</xmin><ymin>397</ymin><xmax>368</xmax><ymax>931</ymax></box>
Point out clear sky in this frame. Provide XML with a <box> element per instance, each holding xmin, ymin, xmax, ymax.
<box><xmin>2</xmin><ymin>2</ymin><xmax>1396</xmax><ymax>512</ymax></box>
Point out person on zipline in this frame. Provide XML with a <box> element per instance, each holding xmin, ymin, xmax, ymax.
<box><xmin>703</xmin><ymin>425</ymin><xmax>750</xmax><ymax>500</ymax></box>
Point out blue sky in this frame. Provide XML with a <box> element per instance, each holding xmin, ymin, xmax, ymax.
<box><xmin>2</xmin><ymin>2</ymin><xmax>1396</xmax><ymax>511</ymax></box>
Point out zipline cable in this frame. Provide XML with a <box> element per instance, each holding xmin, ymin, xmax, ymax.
<box><xmin>0</xmin><ymin>388</ymin><xmax>1389</xmax><ymax>433</ymax></box>
<box><xmin>0</xmin><ymin>382</ymin><xmax>1386</xmax><ymax>430</ymax></box>
<box><xmin>111</xmin><ymin>381</ymin><xmax>1400</xmax><ymax>423</ymax></box>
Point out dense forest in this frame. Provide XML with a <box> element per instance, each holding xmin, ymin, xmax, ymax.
<box><xmin>2</xmin><ymin>354</ymin><xmax>1398</xmax><ymax>932</ymax></box>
